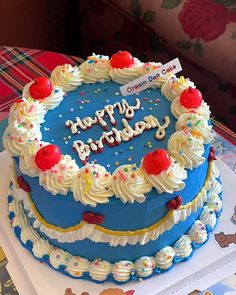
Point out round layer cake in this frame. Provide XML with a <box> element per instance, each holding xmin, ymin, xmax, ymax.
<box><xmin>3</xmin><ymin>52</ymin><xmax>222</xmax><ymax>283</ymax></box>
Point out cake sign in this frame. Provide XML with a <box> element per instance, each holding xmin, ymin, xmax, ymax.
<box><xmin>120</xmin><ymin>58</ymin><xmax>182</xmax><ymax>96</ymax></box>
<box><xmin>66</xmin><ymin>98</ymin><xmax>170</xmax><ymax>163</ymax></box>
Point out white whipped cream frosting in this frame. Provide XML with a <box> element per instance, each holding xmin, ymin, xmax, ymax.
<box><xmin>168</xmin><ymin>131</ymin><xmax>205</xmax><ymax>169</ymax></box>
<box><xmin>89</xmin><ymin>259</ymin><xmax>112</xmax><ymax>281</ymax></box>
<box><xmin>32</xmin><ymin>239</ymin><xmax>53</xmax><ymax>259</ymax></box>
<box><xmin>22</xmin><ymin>82</ymin><xmax>65</xmax><ymax>110</ymax></box>
<box><xmin>207</xmin><ymin>194</ymin><xmax>222</xmax><ymax>212</ymax></box>
<box><xmin>112</xmin><ymin>165</ymin><xmax>152</xmax><ymax>203</ymax></box>
<box><xmin>188</xmin><ymin>220</ymin><xmax>208</xmax><ymax>244</ymax></box>
<box><xmin>176</xmin><ymin>113</ymin><xmax>214</xmax><ymax>144</ymax></box>
<box><xmin>3</xmin><ymin>120</ymin><xmax>42</xmax><ymax>156</ymax></box>
<box><xmin>109</xmin><ymin>57</ymin><xmax>144</xmax><ymax>84</ymax></box>
<box><xmin>20</xmin><ymin>226</ymin><xmax>40</xmax><ymax>245</ymax></box>
<box><xmin>173</xmin><ymin>235</ymin><xmax>193</xmax><ymax>258</ymax></box>
<box><xmin>156</xmin><ymin>246</ymin><xmax>175</xmax><ymax>269</ymax></box>
<box><xmin>79</xmin><ymin>53</ymin><xmax>111</xmax><ymax>83</ymax></box>
<box><xmin>19</xmin><ymin>141</ymin><xmax>48</xmax><ymax>177</ymax></box>
<box><xmin>49</xmin><ymin>248</ymin><xmax>72</xmax><ymax>269</ymax></box>
<box><xmin>39</xmin><ymin>155</ymin><xmax>79</xmax><ymax>195</ymax></box>
<box><xmin>161</xmin><ymin>76</ymin><xmax>195</xmax><ymax>101</ymax></box>
<box><xmin>50</xmin><ymin>64</ymin><xmax>84</xmax><ymax>92</ymax></box>
<box><xmin>71</xmin><ymin>164</ymin><xmax>113</xmax><ymax>207</ymax></box>
<box><xmin>142</xmin><ymin>158</ymin><xmax>187</xmax><ymax>194</ymax></box>
<box><xmin>200</xmin><ymin>206</ymin><xmax>217</xmax><ymax>229</ymax></box>
<box><xmin>135</xmin><ymin>256</ymin><xmax>156</xmax><ymax>277</ymax></box>
<box><xmin>66</xmin><ymin>256</ymin><xmax>90</xmax><ymax>277</ymax></box>
<box><xmin>112</xmin><ymin>261</ymin><xmax>134</xmax><ymax>282</ymax></box>
<box><xmin>171</xmin><ymin>97</ymin><xmax>211</xmax><ymax>119</ymax></box>
<box><xmin>9</xmin><ymin>97</ymin><xmax>46</xmax><ymax>125</ymax></box>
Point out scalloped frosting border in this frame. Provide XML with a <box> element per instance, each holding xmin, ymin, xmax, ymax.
<box><xmin>10</xmin><ymin>161</ymin><xmax>221</xmax><ymax>246</ymax></box>
<box><xmin>7</xmin><ymin>171</ymin><xmax>222</xmax><ymax>284</ymax></box>
<box><xmin>2</xmin><ymin>54</ymin><xmax>213</xmax><ymax>205</ymax></box>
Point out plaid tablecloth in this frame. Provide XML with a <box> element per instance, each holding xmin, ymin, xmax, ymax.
<box><xmin>0</xmin><ymin>46</ymin><xmax>83</xmax><ymax>120</ymax></box>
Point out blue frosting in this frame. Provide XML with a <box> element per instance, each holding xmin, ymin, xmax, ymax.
<box><xmin>13</xmin><ymin>80</ymin><xmax>212</xmax><ymax>264</ymax></box>
<box><xmin>40</xmin><ymin>82</ymin><xmax>176</xmax><ymax>172</ymax></box>
<box><xmin>16</xmin><ymin>146</ymin><xmax>209</xmax><ymax>231</ymax></box>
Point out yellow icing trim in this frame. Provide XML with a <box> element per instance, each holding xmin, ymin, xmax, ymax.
<box><xmin>15</xmin><ymin>161</ymin><xmax>213</xmax><ymax>236</ymax></box>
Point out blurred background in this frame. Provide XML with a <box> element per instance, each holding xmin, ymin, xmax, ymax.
<box><xmin>0</xmin><ymin>0</ymin><xmax>236</xmax><ymax>130</ymax></box>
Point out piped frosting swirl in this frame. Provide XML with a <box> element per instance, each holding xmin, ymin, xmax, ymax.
<box><xmin>71</xmin><ymin>164</ymin><xmax>113</xmax><ymax>206</ymax></box>
<box><xmin>79</xmin><ymin>53</ymin><xmax>111</xmax><ymax>83</ymax></box>
<box><xmin>112</xmin><ymin>165</ymin><xmax>152</xmax><ymax>203</ymax></box>
<box><xmin>50</xmin><ymin>64</ymin><xmax>84</xmax><ymax>92</ymax></box>
<box><xmin>167</xmin><ymin>130</ymin><xmax>205</xmax><ymax>169</ymax></box>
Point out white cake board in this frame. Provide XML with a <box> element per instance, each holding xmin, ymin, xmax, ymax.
<box><xmin>0</xmin><ymin>150</ymin><xmax>235</xmax><ymax>295</ymax></box>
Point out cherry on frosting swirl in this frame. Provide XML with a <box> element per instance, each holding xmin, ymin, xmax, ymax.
<box><xmin>110</xmin><ymin>51</ymin><xmax>134</xmax><ymax>69</ymax></box>
<box><xmin>29</xmin><ymin>76</ymin><xmax>53</xmax><ymax>100</ymax></box>
<box><xmin>143</xmin><ymin>149</ymin><xmax>171</xmax><ymax>175</ymax></box>
<box><xmin>180</xmin><ymin>87</ymin><xmax>202</xmax><ymax>109</ymax></box>
<box><xmin>35</xmin><ymin>144</ymin><xmax>61</xmax><ymax>171</ymax></box>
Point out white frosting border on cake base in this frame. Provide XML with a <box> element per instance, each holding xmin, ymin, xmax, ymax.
<box><xmin>7</xmin><ymin>161</ymin><xmax>222</xmax><ymax>284</ymax></box>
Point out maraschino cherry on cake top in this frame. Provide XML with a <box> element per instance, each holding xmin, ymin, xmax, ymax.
<box><xmin>3</xmin><ymin>50</ymin><xmax>222</xmax><ymax>284</ymax></box>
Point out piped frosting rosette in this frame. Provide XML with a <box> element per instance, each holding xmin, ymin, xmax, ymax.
<box><xmin>173</xmin><ymin>235</ymin><xmax>193</xmax><ymax>259</ymax></box>
<box><xmin>155</xmin><ymin>246</ymin><xmax>175</xmax><ymax>270</ymax></box>
<box><xmin>79</xmin><ymin>53</ymin><xmax>111</xmax><ymax>83</ymax></box>
<box><xmin>39</xmin><ymin>154</ymin><xmax>79</xmax><ymax>195</ymax></box>
<box><xmin>50</xmin><ymin>64</ymin><xmax>84</xmax><ymax>92</ymax></box>
<box><xmin>66</xmin><ymin>256</ymin><xmax>90</xmax><ymax>277</ymax></box>
<box><xmin>176</xmin><ymin>113</ymin><xmax>214</xmax><ymax>144</ymax></box>
<box><xmin>141</xmin><ymin>149</ymin><xmax>187</xmax><ymax>194</ymax></box>
<box><xmin>112</xmin><ymin>165</ymin><xmax>152</xmax><ymax>203</ymax></box>
<box><xmin>167</xmin><ymin>131</ymin><xmax>205</xmax><ymax>169</ymax></box>
<box><xmin>171</xmin><ymin>98</ymin><xmax>210</xmax><ymax>120</ymax></box>
<box><xmin>89</xmin><ymin>259</ymin><xmax>112</xmax><ymax>281</ymax></box>
<box><xmin>9</xmin><ymin>98</ymin><xmax>46</xmax><ymax>125</ymax></box>
<box><xmin>188</xmin><ymin>220</ymin><xmax>208</xmax><ymax>244</ymax></box>
<box><xmin>110</xmin><ymin>57</ymin><xmax>144</xmax><ymax>84</ymax></box>
<box><xmin>135</xmin><ymin>256</ymin><xmax>156</xmax><ymax>278</ymax></box>
<box><xmin>161</xmin><ymin>76</ymin><xmax>195</xmax><ymax>101</ymax></box>
<box><xmin>112</xmin><ymin>261</ymin><xmax>134</xmax><ymax>282</ymax></box>
<box><xmin>22</xmin><ymin>81</ymin><xmax>65</xmax><ymax>110</ymax></box>
<box><xmin>19</xmin><ymin>141</ymin><xmax>49</xmax><ymax>177</ymax></box>
<box><xmin>3</xmin><ymin>119</ymin><xmax>42</xmax><ymax>156</ymax></box>
<box><xmin>71</xmin><ymin>164</ymin><xmax>113</xmax><ymax>206</ymax></box>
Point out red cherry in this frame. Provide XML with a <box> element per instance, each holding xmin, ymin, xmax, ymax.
<box><xmin>35</xmin><ymin>144</ymin><xmax>61</xmax><ymax>171</ymax></box>
<box><xmin>175</xmin><ymin>196</ymin><xmax>182</xmax><ymax>208</ymax></box>
<box><xmin>143</xmin><ymin>149</ymin><xmax>171</xmax><ymax>175</ymax></box>
<box><xmin>82</xmin><ymin>212</ymin><xmax>104</xmax><ymax>225</ymax></box>
<box><xmin>94</xmin><ymin>214</ymin><xmax>104</xmax><ymax>225</ymax></box>
<box><xmin>82</xmin><ymin>212</ymin><xmax>95</xmax><ymax>224</ymax></box>
<box><xmin>110</xmin><ymin>51</ymin><xmax>134</xmax><ymax>69</ymax></box>
<box><xmin>180</xmin><ymin>87</ymin><xmax>202</xmax><ymax>109</ymax></box>
<box><xmin>166</xmin><ymin>199</ymin><xmax>177</xmax><ymax>210</ymax></box>
<box><xmin>166</xmin><ymin>196</ymin><xmax>182</xmax><ymax>210</ymax></box>
<box><xmin>17</xmin><ymin>176</ymin><xmax>31</xmax><ymax>192</ymax></box>
<box><xmin>208</xmin><ymin>146</ymin><xmax>217</xmax><ymax>162</ymax></box>
<box><xmin>29</xmin><ymin>76</ymin><xmax>53</xmax><ymax>100</ymax></box>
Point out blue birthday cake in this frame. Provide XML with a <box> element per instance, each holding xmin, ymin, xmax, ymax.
<box><xmin>3</xmin><ymin>51</ymin><xmax>222</xmax><ymax>283</ymax></box>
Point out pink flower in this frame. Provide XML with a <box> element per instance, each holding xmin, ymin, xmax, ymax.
<box><xmin>179</xmin><ymin>0</ymin><xmax>235</xmax><ymax>42</ymax></box>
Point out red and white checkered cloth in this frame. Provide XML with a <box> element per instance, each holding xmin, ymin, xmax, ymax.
<box><xmin>0</xmin><ymin>46</ymin><xmax>83</xmax><ymax>119</ymax></box>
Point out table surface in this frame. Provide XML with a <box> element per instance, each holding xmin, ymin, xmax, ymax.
<box><xmin>0</xmin><ymin>45</ymin><xmax>236</xmax><ymax>295</ymax></box>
